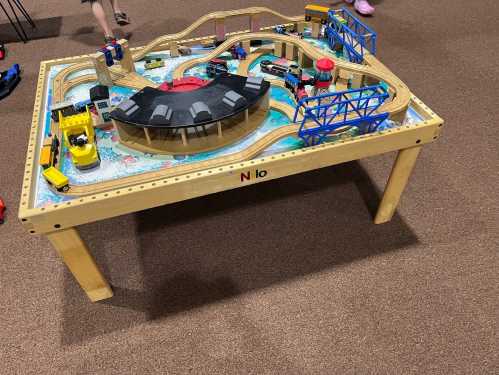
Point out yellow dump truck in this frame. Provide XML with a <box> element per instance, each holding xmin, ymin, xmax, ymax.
<box><xmin>59</xmin><ymin>106</ymin><xmax>100</xmax><ymax>170</ymax></box>
<box><xmin>42</xmin><ymin>167</ymin><xmax>70</xmax><ymax>192</ymax></box>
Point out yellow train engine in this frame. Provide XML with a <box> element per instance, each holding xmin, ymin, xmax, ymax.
<box><xmin>305</xmin><ymin>4</ymin><xmax>330</xmax><ymax>24</ymax></box>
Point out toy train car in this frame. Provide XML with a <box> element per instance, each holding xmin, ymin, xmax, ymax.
<box><xmin>229</xmin><ymin>44</ymin><xmax>247</xmax><ymax>60</ymax></box>
<box><xmin>305</xmin><ymin>4</ymin><xmax>330</xmax><ymax>24</ymax></box>
<box><xmin>39</xmin><ymin>134</ymin><xmax>70</xmax><ymax>192</ymax></box>
<box><xmin>0</xmin><ymin>63</ymin><xmax>21</xmax><ymax>100</ymax></box>
<box><xmin>260</xmin><ymin>60</ymin><xmax>288</xmax><ymax>77</ymax></box>
<box><xmin>144</xmin><ymin>57</ymin><xmax>165</xmax><ymax>70</ymax></box>
<box><xmin>274</xmin><ymin>24</ymin><xmax>304</xmax><ymax>39</ymax></box>
<box><xmin>51</xmin><ymin>101</ymin><xmax>77</xmax><ymax>122</ymax></box>
<box><xmin>100</xmin><ymin>42</ymin><xmax>123</xmax><ymax>67</ymax></box>
<box><xmin>42</xmin><ymin>167</ymin><xmax>70</xmax><ymax>192</ymax></box>
<box><xmin>285</xmin><ymin>72</ymin><xmax>308</xmax><ymax>101</ymax></box>
<box><xmin>39</xmin><ymin>135</ymin><xmax>60</xmax><ymax>169</ymax></box>
<box><xmin>285</xmin><ymin>64</ymin><xmax>313</xmax><ymax>101</ymax></box>
<box><xmin>206</xmin><ymin>58</ymin><xmax>229</xmax><ymax>78</ymax></box>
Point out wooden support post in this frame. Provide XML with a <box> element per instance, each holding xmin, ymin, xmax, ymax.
<box><xmin>245</xmin><ymin>109</ymin><xmax>249</xmax><ymax>124</ymax></box>
<box><xmin>144</xmin><ymin>127</ymin><xmax>152</xmax><ymax>144</ymax></box>
<box><xmin>374</xmin><ymin>146</ymin><xmax>422</xmax><ymax>224</ymax></box>
<box><xmin>311</xmin><ymin>23</ymin><xmax>321</xmax><ymax>39</ymax></box>
<box><xmin>215</xmin><ymin>18</ymin><xmax>226</xmax><ymax>42</ymax></box>
<box><xmin>181</xmin><ymin>128</ymin><xmax>188</xmax><ymax>145</ymax></box>
<box><xmin>46</xmin><ymin>228</ymin><xmax>113</xmax><ymax>302</ymax></box>
<box><xmin>285</xmin><ymin>43</ymin><xmax>297</xmax><ymax>61</ymax></box>
<box><xmin>336</xmin><ymin>69</ymin><xmax>351</xmax><ymax>91</ymax></box>
<box><xmin>90</xmin><ymin>53</ymin><xmax>113</xmax><ymax>87</ymax></box>
<box><xmin>249</xmin><ymin>14</ymin><xmax>260</xmax><ymax>32</ymax></box>
<box><xmin>389</xmin><ymin>109</ymin><xmax>409</xmax><ymax>124</ymax></box>
<box><xmin>117</xmin><ymin>39</ymin><xmax>135</xmax><ymax>73</ymax></box>
<box><xmin>274</xmin><ymin>41</ymin><xmax>284</xmax><ymax>58</ymax></box>
<box><xmin>170</xmin><ymin>41</ymin><xmax>179</xmax><ymax>58</ymax></box>
<box><xmin>242</xmin><ymin>40</ymin><xmax>251</xmax><ymax>54</ymax></box>
<box><xmin>296</xmin><ymin>22</ymin><xmax>305</xmax><ymax>34</ymax></box>
<box><xmin>217</xmin><ymin>121</ymin><xmax>223</xmax><ymax>137</ymax></box>
<box><xmin>297</xmin><ymin>50</ymin><xmax>313</xmax><ymax>68</ymax></box>
<box><xmin>350</xmin><ymin>73</ymin><xmax>363</xmax><ymax>89</ymax></box>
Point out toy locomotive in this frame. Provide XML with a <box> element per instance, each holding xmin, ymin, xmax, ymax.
<box><xmin>206</xmin><ymin>58</ymin><xmax>229</xmax><ymax>77</ymax></box>
<box><xmin>260</xmin><ymin>58</ymin><xmax>334</xmax><ymax>101</ymax></box>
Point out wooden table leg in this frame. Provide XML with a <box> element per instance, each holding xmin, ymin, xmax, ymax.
<box><xmin>46</xmin><ymin>227</ymin><xmax>113</xmax><ymax>302</ymax></box>
<box><xmin>374</xmin><ymin>146</ymin><xmax>422</xmax><ymax>224</ymax></box>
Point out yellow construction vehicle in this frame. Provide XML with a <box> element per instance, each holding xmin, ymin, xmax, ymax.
<box><xmin>59</xmin><ymin>106</ymin><xmax>100</xmax><ymax>170</ymax></box>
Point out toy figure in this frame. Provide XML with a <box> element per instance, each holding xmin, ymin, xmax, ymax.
<box><xmin>344</xmin><ymin>0</ymin><xmax>375</xmax><ymax>16</ymax></box>
<box><xmin>82</xmin><ymin>0</ymin><xmax>131</xmax><ymax>44</ymax></box>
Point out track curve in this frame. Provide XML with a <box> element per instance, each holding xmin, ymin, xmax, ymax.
<box><xmin>64</xmin><ymin>100</ymin><xmax>299</xmax><ymax>195</ymax></box>
<box><xmin>172</xmin><ymin>32</ymin><xmax>411</xmax><ymax>119</ymax></box>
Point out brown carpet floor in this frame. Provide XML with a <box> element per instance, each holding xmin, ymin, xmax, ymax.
<box><xmin>0</xmin><ymin>0</ymin><xmax>498</xmax><ymax>373</ymax></box>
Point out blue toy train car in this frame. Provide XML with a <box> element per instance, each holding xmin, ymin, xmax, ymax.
<box><xmin>0</xmin><ymin>64</ymin><xmax>21</xmax><ymax>100</ymax></box>
<box><xmin>230</xmin><ymin>44</ymin><xmax>247</xmax><ymax>60</ymax></box>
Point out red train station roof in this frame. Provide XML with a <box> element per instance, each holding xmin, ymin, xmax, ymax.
<box><xmin>316</xmin><ymin>58</ymin><xmax>335</xmax><ymax>72</ymax></box>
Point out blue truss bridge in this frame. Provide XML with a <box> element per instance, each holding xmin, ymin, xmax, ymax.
<box><xmin>292</xmin><ymin>85</ymin><xmax>389</xmax><ymax>146</ymax></box>
<box><xmin>326</xmin><ymin>7</ymin><xmax>377</xmax><ymax>64</ymax></box>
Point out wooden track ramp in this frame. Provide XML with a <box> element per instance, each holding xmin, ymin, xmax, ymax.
<box><xmin>236</xmin><ymin>48</ymin><xmax>273</xmax><ymax>76</ymax></box>
<box><xmin>132</xmin><ymin>7</ymin><xmax>304</xmax><ymax>61</ymax></box>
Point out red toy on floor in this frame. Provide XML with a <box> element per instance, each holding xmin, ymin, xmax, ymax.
<box><xmin>0</xmin><ymin>197</ymin><xmax>6</xmax><ymax>224</ymax></box>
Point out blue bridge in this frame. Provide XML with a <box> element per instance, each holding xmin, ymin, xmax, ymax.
<box><xmin>293</xmin><ymin>85</ymin><xmax>389</xmax><ymax>146</ymax></box>
<box><xmin>325</xmin><ymin>8</ymin><xmax>377</xmax><ymax>63</ymax></box>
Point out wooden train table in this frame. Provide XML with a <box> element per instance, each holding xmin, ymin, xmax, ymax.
<box><xmin>18</xmin><ymin>7</ymin><xmax>443</xmax><ymax>302</ymax></box>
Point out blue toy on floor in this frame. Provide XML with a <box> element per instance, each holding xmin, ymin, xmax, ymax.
<box><xmin>0</xmin><ymin>63</ymin><xmax>21</xmax><ymax>100</ymax></box>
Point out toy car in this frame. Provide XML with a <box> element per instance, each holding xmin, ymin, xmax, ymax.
<box><xmin>43</xmin><ymin>167</ymin><xmax>70</xmax><ymax>192</ymax></box>
<box><xmin>0</xmin><ymin>197</ymin><xmax>5</xmax><ymax>224</ymax></box>
<box><xmin>260</xmin><ymin>60</ymin><xmax>288</xmax><ymax>77</ymax></box>
<box><xmin>0</xmin><ymin>64</ymin><xmax>21</xmax><ymax>100</ymax></box>
<box><xmin>206</xmin><ymin>58</ymin><xmax>228</xmax><ymax>78</ymax></box>
<box><xmin>275</xmin><ymin>25</ymin><xmax>287</xmax><ymax>35</ymax></box>
<box><xmin>145</xmin><ymin>58</ymin><xmax>165</xmax><ymax>70</ymax></box>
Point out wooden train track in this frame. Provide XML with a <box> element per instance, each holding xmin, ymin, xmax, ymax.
<box><xmin>63</xmin><ymin>100</ymin><xmax>300</xmax><ymax>195</ymax></box>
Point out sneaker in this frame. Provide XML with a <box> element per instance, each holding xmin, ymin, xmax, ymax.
<box><xmin>354</xmin><ymin>0</ymin><xmax>375</xmax><ymax>16</ymax></box>
<box><xmin>104</xmin><ymin>35</ymin><xmax>116</xmax><ymax>45</ymax></box>
<box><xmin>114</xmin><ymin>12</ymin><xmax>130</xmax><ymax>26</ymax></box>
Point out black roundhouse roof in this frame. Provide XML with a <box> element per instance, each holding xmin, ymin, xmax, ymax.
<box><xmin>109</xmin><ymin>74</ymin><xmax>270</xmax><ymax>129</ymax></box>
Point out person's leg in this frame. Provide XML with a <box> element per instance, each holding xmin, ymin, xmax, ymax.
<box><xmin>89</xmin><ymin>0</ymin><xmax>115</xmax><ymax>38</ymax></box>
<box><xmin>109</xmin><ymin>0</ymin><xmax>122</xmax><ymax>14</ymax></box>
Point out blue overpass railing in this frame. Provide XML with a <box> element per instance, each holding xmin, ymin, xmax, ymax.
<box><xmin>325</xmin><ymin>7</ymin><xmax>377</xmax><ymax>63</ymax></box>
<box><xmin>293</xmin><ymin>85</ymin><xmax>389</xmax><ymax>146</ymax></box>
